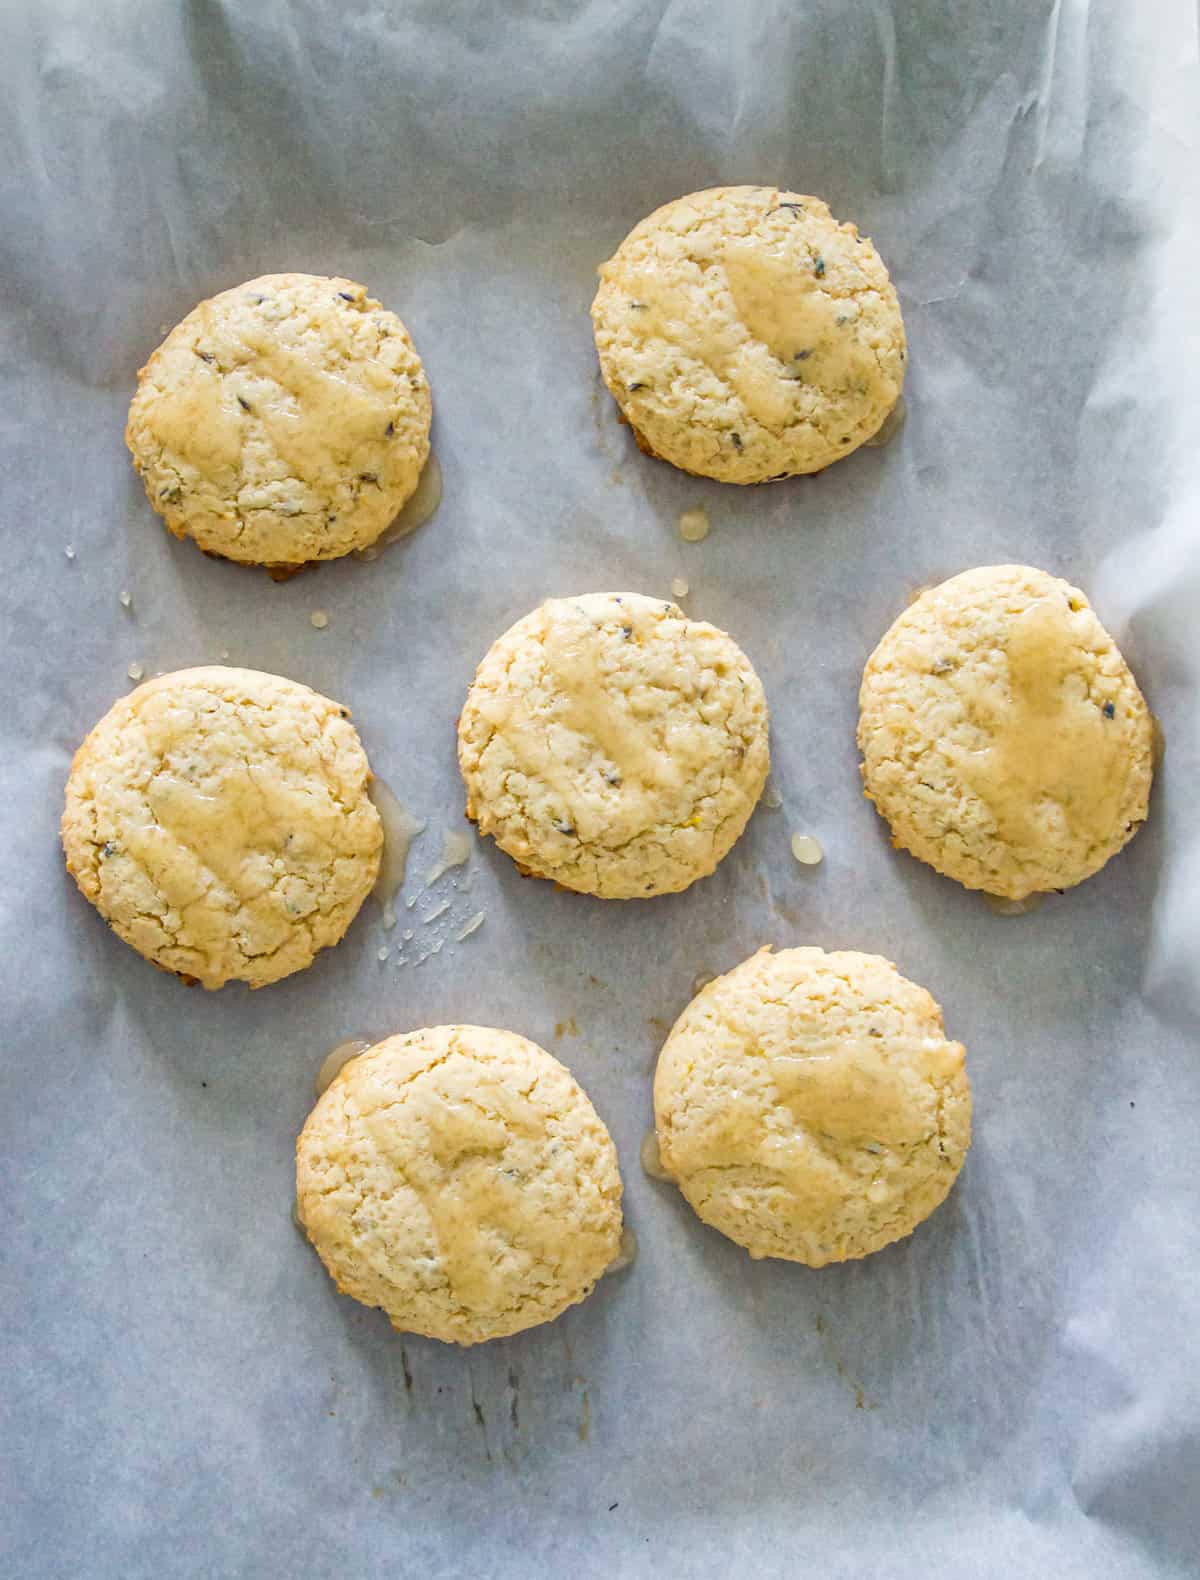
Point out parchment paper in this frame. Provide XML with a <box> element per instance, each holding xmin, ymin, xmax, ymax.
<box><xmin>2</xmin><ymin>3</ymin><xmax>1198</xmax><ymax>1576</ymax></box>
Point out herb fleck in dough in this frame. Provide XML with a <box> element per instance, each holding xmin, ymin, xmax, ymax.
<box><xmin>653</xmin><ymin>947</ymin><xmax>971</xmax><ymax>1265</ymax></box>
<box><xmin>858</xmin><ymin>564</ymin><xmax>1153</xmax><ymax>899</ymax></box>
<box><xmin>296</xmin><ymin>1025</ymin><xmax>624</xmax><ymax>1345</ymax></box>
<box><xmin>457</xmin><ymin>593</ymin><xmax>770</xmax><ymax>899</ymax></box>
<box><xmin>61</xmin><ymin>666</ymin><xmax>382</xmax><ymax>988</ymax></box>
<box><xmin>126</xmin><ymin>273</ymin><xmax>431</xmax><ymax>566</ymax></box>
<box><xmin>591</xmin><ymin>186</ymin><xmax>905</xmax><ymax>483</ymax></box>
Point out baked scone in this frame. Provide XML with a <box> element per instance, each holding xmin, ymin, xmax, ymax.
<box><xmin>296</xmin><ymin>1026</ymin><xmax>624</xmax><ymax>1345</ymax></box>
<box><xmin>653</xmin><ymin>947</ymin><xmax>970</xmax><ymax>1265</ymax></box>
<box><xmin>457</xmin><ymin>592</ymin><xmax>770</xmax><ymax>898</ymax></box>
<box><xmin>61</xmin><ymin>666</ymin><xmax>382</xmax><ymax>988</ymax></box>
<box><xmin>126</xmin><ymin>273</ymin><xmax>431</xmax><ymax>567</ymax></box>
<box><xmin>858</xmin><ymin>565</ymin><xmax>1154</xmax><ymax>900</ymax></box>
<box><xmin>591</xmin><ymin>185</ymin><xmax>905</xmax><ymax>483</ymax></box>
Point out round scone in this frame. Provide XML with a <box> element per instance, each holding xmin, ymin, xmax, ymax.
<box><xmin>296</xmin><ymin>1026</ymin><xmax>624</xmax><ymax>1345</ymax></box>
<box><xmin>653</xmin><ymin>947</ymin><xmax>970</xmax><ymax>1265</ymax></box>
<box><xmin>858</xmin><ymin>565</ymin><xmax>1154</xmax><ymax>900</ymax></box>
<box><xmin>61</xmin><ymin>667</ymin><xmax>382</xmax><ymax>989</ymax></box>
<box><xmin>591</xmin><ymin>185</ymin><xmax>905</xmax><ymax>483</ymax></box>
<box><xmin>457</xmin><ymin>592</ymin><xmax>770</xmax><ymax>898</ymax></box>
<box><xmin>126</xmin><ymin>273</ymin><xmax>431</xmax><ymax>567</ymax></box>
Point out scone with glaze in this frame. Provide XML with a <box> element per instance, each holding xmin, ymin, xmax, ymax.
<box><xmin>652</xmin><ymin>947</ymin><xmax>970</xmax><ymax>1265</ymax></box>
<box><xmin>126</xmin><ymin>273</ymin><xmax>431</xmax><ymax>567</ymax></box>
<box><xmin>858</xmin><ymin>565</ymin><xmax>1154</xmax><ymax>900</ymax></box>
<box><xmin>61</xmin><ymin>666</ymin><xmax>382</xmax><ymax>988</ymax></box>
<box><xmin>591</xmin><ymin>185</ymin><xmax>905</xmax><ymax>483</ymax></box>
<box><xmin>457</xmin><ymin>592</ymin><xmax>770</xmax><ymax>898</ymax></box>
<box><xmin>296</xmin><ymin>1026</ymin><xmax>624</xmax><ymax>1345</ymax></box>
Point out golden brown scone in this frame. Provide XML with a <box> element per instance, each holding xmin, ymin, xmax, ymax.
<box><xmin>61</xmin><ymin>667</ymin><xmax>382</xmax><ymax>988</ymax></box>
<box><xmin>296</xmin><ymin>1026</ymin><xmax>624</xmax><ymax>1345</ymax></box>
<box><xmin>653</xmin><ymin>947</ymin><xmax>970</xmax><ymax>1265</ymax></box>
<box><xmin>126</xmin><ymin>273</ymin><xmax>431</xmax><ymax>566</ymax></box>
<box><xmin>858</xmin><ymin>565</ymin><xmax>1153</xmax><ymax>900</ymax></box>
<box><xmin>591</xmin><ymin>185</ymin><xmax>905</xmax><ymax>483</ymax></box>
<box><xmin>457</xmin><ymin>592</ymin><xmax>770</xmax><ymax>898</ymax></box>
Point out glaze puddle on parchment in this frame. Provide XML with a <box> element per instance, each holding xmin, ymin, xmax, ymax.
<box><xmin>424</xmin><ymin>829</ymin><xmax>472</xmax><ymax>887</ymax></box>
<box><xmin>355</xmin><ymin>451</ymin><xmax>443</xmax><ymax>558</ymax></box>
<box><xmin>314</xmin><ymin>1039</ymin><xmax>372</xmax><ymax>1097</ymax></box>
<box><xmin>606</xmin><ymin>1225</ymin><xmax>639</xmax><ymax>1274</ymax></box>
<box><xmin>790</xmin><ymin>832</ymin><xmax>824</xmax><ymax>865</ymax></box>
<box><xmin>983</xmin><ymin>893</ymin><xmax>1045</xmax><ymax>918</ymax></box>
<box><xmin>678</xmin><ymin>507</ymin><xmax>710</xmax><ymax>542</ymax></box>
<box><xmin>864</xmin><ymin>394</ymin><xmax>907</xmax><ymax>447</ymax></box>
<box><xmin>369</xmin><ymin>778</ymin><xmax>426</xmax><ymax>929</ymax></box>
<box><xmin>640</xmin><ymin>1131</ymin><xmax>673</xmax><ymax>1181</ymax></box>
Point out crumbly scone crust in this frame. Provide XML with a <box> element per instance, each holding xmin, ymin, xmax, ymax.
<box><xmin>858</xmin><ymin>564</ymin><xmax>1153</xmax><ymax>899</ymax></box>
<box><xmin>125</xmin><ymin>273</ymin><xmax>431</xmax><ymax>565</ymax></box>
<box><xmin>296</xmin><ymin>1025</ymin><xmax>624</xmax><ymax>1345</ymax></box>
<box><xmin>591</xmin><ymin>185</ymin><xmax>905</xmax><ymax>483</ymax></box>
<box><xmin>653</xmin><ymin>947</ymin><xmax>971</xmax><ymax>1265</ymax></box>
<box><xmin>457</xmin><ymin>593</ymin><xmax>770</xmax><ymax>898</ymax></box>
<box><xmin>61</xmin><ymin>666</ymin><xmax>382</xmax><ymax>988</ymax></box>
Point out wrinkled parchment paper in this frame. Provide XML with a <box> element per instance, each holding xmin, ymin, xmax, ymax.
<box><xmin>2</xmin><ymin>3</ymin><xmax>1198</xmax><ymax>1576</ymax></box>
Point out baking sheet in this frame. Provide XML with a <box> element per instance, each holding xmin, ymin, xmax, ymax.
<box><xmin>2</xmin><ymin>2</ymin><xmax>1198</xmax><ymax>1575</ymax></box>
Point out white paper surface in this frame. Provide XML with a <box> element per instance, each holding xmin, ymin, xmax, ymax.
<box><xmin>2</xmin><ymin>3</ymin><xmax>1198</xmax><ymax>1576</ymax></box>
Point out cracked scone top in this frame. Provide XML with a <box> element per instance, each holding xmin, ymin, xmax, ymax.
<box><xmin>858</xmin><ymin>565</ymin><xmax>1154</xmax><ymax>900</ymax></box>
<box><xmin>296</xmin><ymin>1026</ymin><xmax>624</xmax><ymax>1345</ymax></box>
<box><xmin>591</xmin><ymin>186</ymin><xmax>905</xmax><ymax>483</ymax></box>
<box><xmin>653</xmin><ymin>947</ymin><xmax>970</xmax><ymax>1266</ymax></box>
<box><xmin>457</xmin><ymin>593</ymin><xmax>770</xmax><ymax>899</ymax></box>
<box><xmin>125</xmin><ymin>273</ymin><xmax>432</xmax><ymax>566</ymax></box>
<box><xmin>61</xmin><ymin>666</ymin><xmax>382</xmax><ymax>989</ymax></box>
